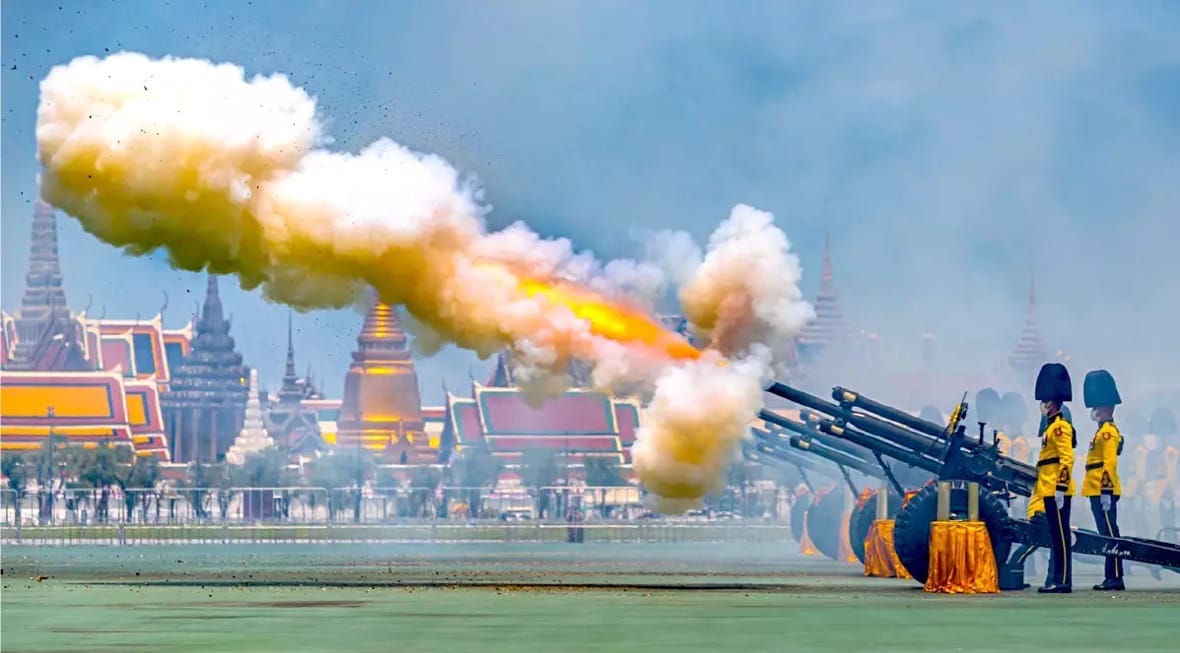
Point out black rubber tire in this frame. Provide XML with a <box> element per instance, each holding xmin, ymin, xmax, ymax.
<box><xmin>805</xmin><ymin>487</ymin><xmax>846</xmax><ymax>561</ymax></box>
<box><xmin>789</xmin><ymin>490</ymin><xmax>810</xmax><ymax>543</ymax></box>
<box><xmin>891</xmin><ymin>481</ymin><xmax>1013</xmax><ymax>584</ymax></box>
<box><xmin>849</xmin><ymin>490</ymin><xmax>903</xmax><ymax>564</ymax></box>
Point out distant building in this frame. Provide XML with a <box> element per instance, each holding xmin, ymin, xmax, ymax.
<box><xmin>226</xmin><ymin>369</ymin><xmax>274</xmax><ymax>465</ymax></box>
<box><xmin>334</xmin><ymin>296</ymin><xmax>431</xmax><ymax>463</ymax></box>
<box><xmin>796</xmin><ymin>232</ymin><xmax>849</xmax><ymax>363</ymax></box>
<box><xmin>1008</xmin><ymin>277</ymin><xmax>1050</xmax><ymax>375</ymax></box>
<box><xmin>438</xmin><ymin>351</ymin><xmax>643</xmax><ymax>467</ymax></box>
<box><xmin>262</xmin><ymin>314</ymin><xmax>324</xmax><ymax>457</ymax></box>
<box><xmin>160</xmin><ymin>274</ymin><xmax>249</xmax><ymax>463</ymax></box>
<box><xmin>1</xmin><ymin>200</ymin><xmax>179</xmax><ymax>461</ymax></box>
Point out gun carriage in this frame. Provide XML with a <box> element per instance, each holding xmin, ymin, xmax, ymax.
<box><xmin>746</xmin><ymin>419</ymin><xmax>931</xmax><ymax>563</ymax></box>
<box><xmin>755</xmin><ymin>380</ymin><xmax>1180</xmax><ymax>589</ymax></box>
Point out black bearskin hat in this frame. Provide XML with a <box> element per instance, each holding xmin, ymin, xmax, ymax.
<box><xmin>918</xmin><ymin>405</ymin><xmax>944</xmax><ymax>427</ymax></box>
<box><xmin>974</xmin><ymin>388</ymin><xmax>1001</xmax><ymax>424</ymax></box>
<box><xmin>1000</xmin><ymin>392</ymin><xmax>1028</xmax><ymax>431</ymax></box>
<box><xmin>1082</xmin><ymin>369</ymin><xmax>1122</xmax><ymax>409</ymax></box>
<box><xmin>1034</xmin><ymin>363</ymin><xmax>1072</xmax><ymax>402</ymax></box>
<box><xmin>1149</xmin><ymin>407</ymin><xmax>1177</xmax><ymax>436</ymax></box>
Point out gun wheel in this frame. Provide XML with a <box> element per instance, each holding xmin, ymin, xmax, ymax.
<box><xmin>848</xmin><ymin>490</ymin><xmax>903</xmax><ymax>564</ymax></box>
<box><xmin>891</xmin><ymin>481</ymin><xmax>1012</xmax><ymax>584</ymax></box>
<box><xmin>805</xmin><ymin>486</ymin><xmax>845</xmax><ymax>561</ymax></box>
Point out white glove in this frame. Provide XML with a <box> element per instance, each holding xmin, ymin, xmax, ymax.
<box><xmin>1055</xmin><ymin>491</ymin><xmax>1065</xmax><ymax>504</ymax></box>
<box><xmin>1100</xmin><ymin>494</ymin><xmax>1112</xmax><ymax>512</ymax></box>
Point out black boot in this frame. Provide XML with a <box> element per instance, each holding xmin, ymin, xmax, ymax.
<box><xmin>1092</xmin><ymin>578</ymin><xmax>1126</xmax><ymax>591</ymax></box>
<box><xmin>1038</xmin><ymin>583</ymin><xmax>1072</xmax><ymax>594</ymax></box>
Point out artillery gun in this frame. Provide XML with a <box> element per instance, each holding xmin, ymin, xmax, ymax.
<box><xmin>747</xmin><ymin>419</ymin><xmax>932</xmax><ymax>563</ymax></box>
<box><xmin>760</xmin><ymin>380</ymin><xmax>1180</xmax><ymax>589</ymax></box>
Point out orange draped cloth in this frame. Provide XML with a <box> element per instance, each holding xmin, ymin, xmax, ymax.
<box><xmin>863</xmin><ymin>519</ymin><xmax>911</xmax><ymax>579</ymax></box>
<box><xmin>923</xmin><ymin>521</ymin><xmax>999</xmax><ymax>594</ymax></box>
<box><xmin>799</xmin><ymin>517</ymin><xmax>820</xmax><ymax>556</ymax></box>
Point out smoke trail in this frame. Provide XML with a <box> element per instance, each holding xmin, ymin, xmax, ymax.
<box><xmin>35</xmin><ymin>52</ymin><xmax>814</xmax><ymax>511</ymax></box>
<box><xmin>632</xmin><ymin>207</ymin><xmax>815</xmax><ymax>509</ymax></box>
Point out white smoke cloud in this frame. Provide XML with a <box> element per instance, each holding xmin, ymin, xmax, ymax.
<box><xmin>35</xmin><ymin>51</ymin><xmax>814</xmax><ymax>511</ymax></box>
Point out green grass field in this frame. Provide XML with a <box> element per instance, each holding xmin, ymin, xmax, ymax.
<box><xmin>3</xmin><ymin>543</ymin><xmax>1178</xmax><ymax>653</ymax></box>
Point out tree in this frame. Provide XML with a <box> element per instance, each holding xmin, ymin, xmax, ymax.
<box><xmin>68</xmin><ymin>443</ymin><xmax>161</xmax><ymax>522</ymax></box>
<box><xmin>449</xmin><ymin>441</ymin><xmax>500</xmax><ymax>519</ymax></box>
<box><xmin>584</xmin><ymin>457</ymin><xmax>625</xmax><ymax>486</ymax></box>
<box><xmin>116</xmin><ymin>453</ymin><xmax>161</xmax><ymax>522</ymax></box>
<box><xmin>29</xmin><ymin>432</ymin><xmax>68</xmax><ymax>523</ymax></box>
<box><xmin>68</xmin><ymin>441</ymin><xmax>123</xmax><ymax>522</ymax></box>
<box><xmin>178</xmin><ymin>462</ymin><xmax>233</xmax><ymax>522</ymax></box>
<box><xmin>519</xmin><ymin>448</ymin><xmax>561</xmax><ymax>489</ymax></box>
<box><xmin>231</xmin><ymin>446</ymin><xmax>301</xmax><ymax>521</ymax></box>
<box><xmin>1</xmin><ymin>452</ymin><xmax>30</xmax><ymax>524</ymax></box>
<box><xmin>583</xmin><ymin>456</ymin><xmax>627</xmax><ymax>516</ymax></box>
<box><xmin>308</xmin><ymin>447</ymin><xmax>375</xmax><ymax>523</ymax></box>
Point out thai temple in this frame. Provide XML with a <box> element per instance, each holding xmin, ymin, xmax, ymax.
<box><xmin>795</xmin><ymin>232</ymin><xmax>849</xmax><ymax>363</ymax></box>
<box><xmin>438</xmin><ymin>354</ymin><xmax>644</xmax><ymax>467</ymax></box>
<box><xmin>1007</xmin><ymin>277</ymin><xmax>1051</xmax><ymax>375</ymax></box>
<box><xmin>4</xmin><ymin>200</ymin><xmax>1057</xmax><ymax>478</ymax></box>
<box><xmin>1</xmin><ymin>201</ymin><xmax>185</xmax><ymax>462</ymax></box>
<box><xmin>225</xmin><ymin>369</ymin><xmax>273</xmax><ymax>465</ymax></box>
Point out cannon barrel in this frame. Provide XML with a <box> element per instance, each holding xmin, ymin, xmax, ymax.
<box><xmin>750</xmin><ymin>424</ymin><xmax>878</xmax><ymax>477</ymax></box>
<box><xmin>757</xmin><ymin>409</ymin><xmax>877</xmax><ymax>461</ymax></box>
<box><xmin>746</xmin><ymin>429</ymin><xmax>829</xmax><ymax>474</ymax></box>
<box><xmin>766</xmin><ymin>382</ymin><xmax>947</xmax><ymax>456</ymax></box>
<box><xmin>831</xmin><ymin>386</ymin><xmax>947</xmax><ymax>438</ymax></box>
<box><xmin>765</xmin><ymin>381</ymin><xmax>1037</xmax><ymax>497</ymax></box>
<box><xmin>797</xmin><ymin>409</ymin><xmax>944</xmax><ymax>474</ymax></box>
<box><xmin>785</xmin><ymin>434</ymin><xmax>880</xmax><ymax>478</ymax></box>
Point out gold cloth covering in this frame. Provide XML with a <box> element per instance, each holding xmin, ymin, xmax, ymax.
<box><xmin>923</xmin><ymin>520</ymin><xmax>999</xmax><ymax>594</ymax></box>
<box><xmin>863</xmin><ymin>519</ymin><xmax>911</xmax><ymax>579</ymax></box>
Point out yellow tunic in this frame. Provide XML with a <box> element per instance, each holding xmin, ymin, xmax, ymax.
<box><xmin>1124</xmin><ymin>444</ymin><xmax>1148</xmax><ymax>498</ymax></box>
<box><xmin>1027</xmin><ymin>493</ymin><xmax>1044</xmax><ymax>518</ymax></box>
<box><xmin>1082</xmin><ymin>421</ymin><xmax>1122</xmax><ymax>497</ymax></box>
<box><xmin>1035</xmin><ymin>414</ymin><xmax>1075</xmax><ymax>498</ymax></box>
<box><xmin>1011</xmin><ymin>436</ymin><xmax>1031</xmax><ymax>464</ymax></box>
<box><xmin>996</xmin><ymin>432</ymin><xmax>1012</xmax><ymax>457</ymax></box>
<box><xmin>1167</xmin><ymin>446</ymin><xmax>1179</xmax><ymax>497</ymax></box>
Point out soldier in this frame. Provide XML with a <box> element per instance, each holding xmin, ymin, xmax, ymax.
<box><xmin>1034</xmin><ymin>362</ymin><xmax>1075</xmax><ymax>593</ymax></box>
<box><xmin>1081</xmin><ymin>370</ymin><xmax>1125</xmax><ymax>591</ymax></box>
<box><xmin>1149</xmin><ymin>408</ymin><xmax>1178</xmax><ymax>542</ymax></box>
<box><xmin>1027</xmin><ymin>401</ymin><xmax>1073</xmax><ymax>586</ymax></box>
<box><xmin>919</xmin><ymin>405</ymin><xmax>945</xmax><ymax>429</ymax></box>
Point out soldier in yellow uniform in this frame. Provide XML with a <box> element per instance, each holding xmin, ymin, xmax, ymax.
<box><xmin>1123</xmin><ymin>417</ymin><xmax>1150</xmax><ymax>536</ymax></box>
<box><xmin>1027</xmin><ymin>403</ymin><xmax>1073</xmax><ymax>586</ymax></box>
<box><xmin>1034</xmin><ymin>363</ymin><xmax>1075</xmax><ymax>593</ymax></box>
<box><xmin>1081</xmin><ymin>370</ymin><xmax>1125</xmax><ymax>590</ymax></box>
<box><xmin>1149</xmin><ymin>408</ymin><xmax>1178</xmax><ymax>541</ymax></box>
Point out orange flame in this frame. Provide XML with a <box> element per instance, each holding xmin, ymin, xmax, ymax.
<box><xmin>517</xmin><ymin>277</ymin><xmax>701</xmax><ymax>361</ymax></box>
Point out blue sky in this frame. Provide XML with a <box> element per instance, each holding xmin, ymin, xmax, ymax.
<box><xmin>4</xmin><ymin>1</ymin><xmax>1180</xmax><ymax>404</ymax></box>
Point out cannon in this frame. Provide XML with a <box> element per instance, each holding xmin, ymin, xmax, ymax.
<box><xmin>747</xmin><ymin>419</ymin><xmax>920</xmax><ymax>563</ymax></box>
<box><xmin>762</xmin><ymin>380</ymin><xmax>1180</xmax><ymax>589</ymax></box>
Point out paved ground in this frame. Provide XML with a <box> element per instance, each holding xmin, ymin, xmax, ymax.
<box><xmin>2</xmin><ymin>543</ymin><xmax>1178</xmax><ymax>652</ymax></box>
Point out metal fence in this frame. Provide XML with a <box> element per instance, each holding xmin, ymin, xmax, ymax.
<box><xmin>0</xmin><ymin>521</ymin><xmax>795</xmax><ymax>546</ymax></box>
<box><xmin>0</xmin><ymin>484</ymin><xmax>790</xmax><ymax>528</ymax></box>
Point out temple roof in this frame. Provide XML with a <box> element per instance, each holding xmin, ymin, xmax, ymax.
<box><xmin>796</xmin><ymin>231</ymin><xmax>847</xmax><ymax>354</ymax></box>
<box><xmin>9</xmin><ymin>201</ymin><xmax>70</xmax><ymax>369</ymax></box>
<box><xmin>335</xmin><ymin>295</ymin><xmax>425</xmax><ymax>457</ymax></box>
<box><xmin>123</xmin><ymin>379</ymin><xmax>170</xmax><ymax>458</ymax></box>
<box><xmin>0</xmin><ymin>370</ymin><xmax>168</xmax><ymax>458</ymax></box>
<box><xmin>162</xmin><ymin>274</ymin><xmax>249</xmax><ymax>410</ymax></box>
<box><xmin>1008</xmin><ymin>276</ymin><xmax>1050</xmax><ymax>373</ymax></box>
<box><xmin>441</xmin><ymin>384</ymin><xmax>641</xmax><ymax>464</ymax></box>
